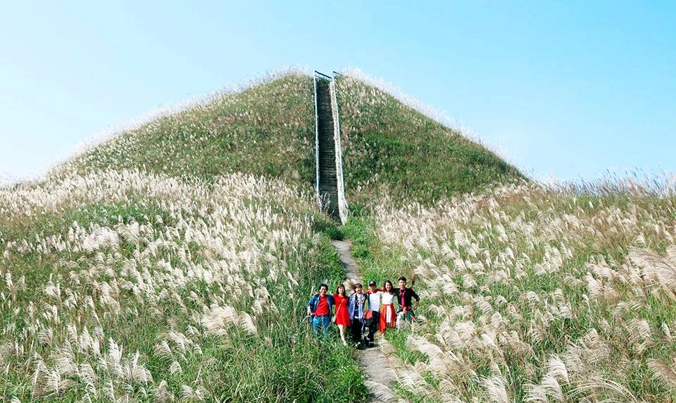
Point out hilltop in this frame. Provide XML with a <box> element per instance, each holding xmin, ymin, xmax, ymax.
<box><xmin>55</xmin><ymin>71</ymin><xmax>524</xmax><ymax>205</ymax></box>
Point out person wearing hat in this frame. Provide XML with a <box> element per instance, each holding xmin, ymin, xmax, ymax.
<box><xmin>364</xmin><ymin>280</ymin><xmax>382</xmax><ymax>347</ymax></box>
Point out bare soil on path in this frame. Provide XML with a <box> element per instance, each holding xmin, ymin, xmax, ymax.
<box><xmin>331</xmin><ymin>240</ymin><xmax>401</xmax><ymax>403</ymax></box>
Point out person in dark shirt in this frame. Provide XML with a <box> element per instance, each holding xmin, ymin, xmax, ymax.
<box><xmin>347</xmin><ymin>283</ymin><xmax>367</xmax><ymax>348</ymax></box>
<box><xmin>307</xmin><ymin>284</ymin><xmax>335</xmax><ymax>337</ymax></box>
<box><xmin>393</xmin><ymin>276</ymin><xmax>419</xmax><ymax>324</ymax></box>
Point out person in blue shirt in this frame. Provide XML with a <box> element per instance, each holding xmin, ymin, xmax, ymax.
<box><xmin>306</xmin><ymin>283</ymin><xmax>335</xmax><ymax>337</ymax></box>
<box><xmin>347</xmin><ymin>283</ymin><xmax>367</xmax><ymax>348</ymax></box>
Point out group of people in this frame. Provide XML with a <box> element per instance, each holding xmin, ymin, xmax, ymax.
<box><xmin>306</xmin><ymin>276</ymin><xmax>420</xmax><ymax>348</ymax></box>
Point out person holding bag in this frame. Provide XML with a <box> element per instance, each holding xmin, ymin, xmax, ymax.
<box><xmin>333</xmin><ymin>283</ymin><xmax>350</xmax><ymax>346</ymax></box>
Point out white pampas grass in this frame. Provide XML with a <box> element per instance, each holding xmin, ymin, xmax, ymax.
<box><xmin>481</xmin><ymin>375</ymin><xmax>510</xmax><ymax>403</ymax></box>
<box><xmin>647</xmin><ymin>357</ymin><xmax>676</xmax><ymax>388</ymax></box>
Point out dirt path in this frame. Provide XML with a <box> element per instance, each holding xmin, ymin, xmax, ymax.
<box><xmin>331</xmin><ymin>240</ymin><xmax>401</xmax><ymax>403</ymax></box>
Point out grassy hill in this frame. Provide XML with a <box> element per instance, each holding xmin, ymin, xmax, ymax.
<box><xmin>55</xmin><ymin>71</ymin><xmax>523</xmax><ymax>206</ymax></box>
<box><xmin>1</xmin><ymin>70</ymin><xmax>520</xmax><ymax>402</ymax></box>
<box><xmin>56</xmin><ymin>73</ymin><xmax>317</xmax><ymax>187</ymax></box>
<box><xmin>7</xmin><ymin>69</ymin><xmax>672</xmax><ymax>403</ymax></box>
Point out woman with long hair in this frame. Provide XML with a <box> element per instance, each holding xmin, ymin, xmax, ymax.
<box><xmin>333</xmin><ymin>283</ymin><xmax>350</xmax><ymax>345</ymax></box>
<box><xmin>379</xmin><ymin>280</ymin><xmax>397</xmax><ymax>333</ymax></box>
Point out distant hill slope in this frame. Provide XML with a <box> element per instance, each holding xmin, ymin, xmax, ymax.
<box><xmin>57</xmin><ymin>73</ymin><xmax>317</xmax><ymax>188</ymax></box>
<box><xmin>55</xmin><ymin>71</ymin><xmax>523</xmax><ymax>206</ymax></box>
<box><xmin>336</xmin><ymin>75</ymin><xmax>525</xmax><ymax>207</ymax></box>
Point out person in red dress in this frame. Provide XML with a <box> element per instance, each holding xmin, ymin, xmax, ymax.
<box><xmin>333</xmin><ymin>284</ymin><xmax>350</xmax><ymax>345</ymax></box>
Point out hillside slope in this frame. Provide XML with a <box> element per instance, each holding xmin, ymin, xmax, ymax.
<box><xmin>336</xmin><ymin>75</ymin><xmax>524</xmax><ymax>207</ymax></box>
<box><xmin>57</xmin><ymin>74</ymin><xmax>317</xmax><ymax>188</ymax></box>
<box><xmin>0</xmin><ymin>170</ymin><xmax>367</xmax><ymax>402</ymax></box>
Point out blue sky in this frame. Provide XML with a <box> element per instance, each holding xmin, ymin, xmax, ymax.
<box><xmin>1</xmin><ymin>1</ymin><xmax>675</xmax><ymax>184</ymax></box>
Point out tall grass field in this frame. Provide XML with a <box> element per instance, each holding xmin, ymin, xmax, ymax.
<box><xmin>348</xmin><ymin>179</ymin><xmax>676</xmax><ymax>402</ymax></box>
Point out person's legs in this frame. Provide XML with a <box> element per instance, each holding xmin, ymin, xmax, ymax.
<box><xmin>321</xmin><ymin>316</ymin><xmax>331</xmax><ymax>337</ymax></box>
<box><xmin>367</xmin><ymin>312</ymin><xmax>380</xmax><ymax>345</ymax></box>
<box><xmin>350</xmin><ymin>319</ymin><xmax>362</xmax><ymax>347</ymax></box>
<box><xmin>405</xmin><ymin>310</ymin><xmax>414</xmax><ymax>323</ymax></box>
<box><xmin>312</xmin><ymin>316</ymin><xmax>321</xmax><ymax>335</ymax></box>
<box><xmin>350</xmin><ymin>319</ymin><xmax>359</xmax><ymax>341</ymax></box>
<box><xmin>338</xmin><ymin>324</ymin><xmax>347</xmax><ymax>345</ymax></box>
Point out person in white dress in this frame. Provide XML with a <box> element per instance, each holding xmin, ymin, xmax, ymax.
<box><xmin>379</xmin><ymin>280</ymin><xmax>397</xmax><ymax>333</ymax></box>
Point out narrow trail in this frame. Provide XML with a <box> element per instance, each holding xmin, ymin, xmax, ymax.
<box><xmin>331</xmin><ymin>240</ymin><xmax>401</xmax><ymax>403</ymax></box>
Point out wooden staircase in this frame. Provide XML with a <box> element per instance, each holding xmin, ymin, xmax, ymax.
<box><xmin>314</xmin><ymin>71</ymin><xmax>347</xmax><ymax>223</ymax></box>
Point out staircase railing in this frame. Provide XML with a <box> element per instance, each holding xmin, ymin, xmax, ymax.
<box><xmin>330</xmin><ymin>72</ymin><xmax>348</xmax><ymax>224</ymax></box>
<box><xmin>313</xmin><ymin>72</ymin><xmax>322</xmax><ymax>211</ymax></box>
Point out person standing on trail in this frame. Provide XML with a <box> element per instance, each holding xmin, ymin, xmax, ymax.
<box><xmin>333</xmin><ymin>284</ymin><xmax>350</xmax><ymax>346</ymax></box>
<box><xmin>348</xmin><ymin>283</ymin><xmax>367</xmax><ymax>349</ymax></box>
<box><xmin>393</xmin><ymin>276</ymin><xmax>420</xmax><ymax>324</ymax></box>
<box><xmin>364</xmin><ymin>281</ymin><xmax>382</xmax><ymax>347</ymax></box>
<box><xmin>307</xmin><ymin>284</ymin><xmax>335</xmax><ymax>337</ymax></box>
<box><xmin>379</xmin><ymin>280</ymin><xmax>397</xmax><ymax>333</ymax></box>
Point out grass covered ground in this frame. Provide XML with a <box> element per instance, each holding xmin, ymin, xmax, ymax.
<box><xmin>0</xmin><ymin>170</ymin><xmax>366</xmax><ymax>402</ymax></box>
<box><xmin>2</xmin><ymin>71</ymin><xmax>371</xmax><ymax>402</ymax></box>
<box><xmin>56</xmin><ymin>72</ymin><xmax>317</xmax><ymax>188</ymax></box>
